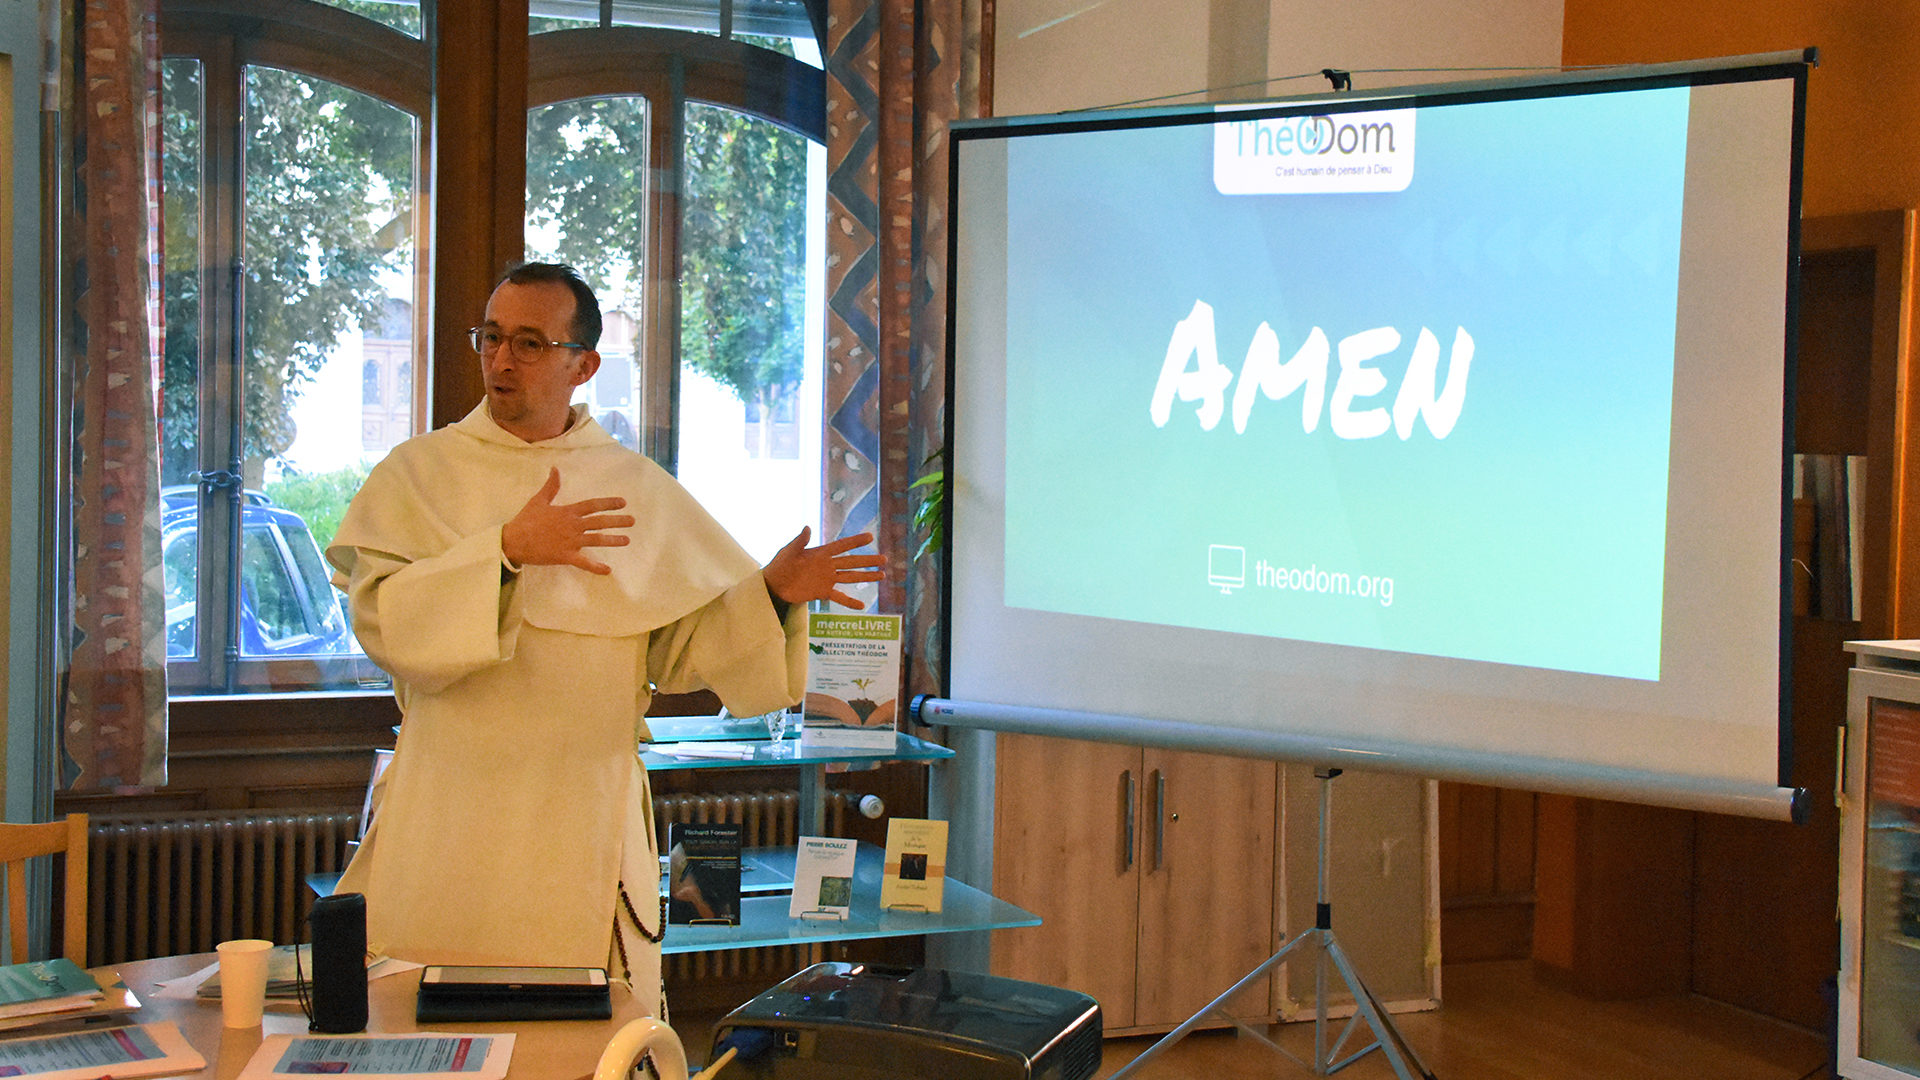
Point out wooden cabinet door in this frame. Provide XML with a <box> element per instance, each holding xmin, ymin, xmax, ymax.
<box><xmin>1134</xmin><ymin>748</ymin><xmax>1279</xmax><ymax>1030</ymax></box>
<box><xmin>990</xmin><ymin>732</ymin><xmax>1144</xmax><ymax>1029</ymax></box>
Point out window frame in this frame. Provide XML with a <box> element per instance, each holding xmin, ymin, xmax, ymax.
<box><xmin>61</xmin><ymin>2</ymin><xmax>833</xmax><ymax>815</ymax></box>
<box><xmin>148</xmin><ymin>4</ymin><xmax>825</xmax><ymax>700</ymax></box>
<box><xmin>528</xmin><ymin>26</ymin><xmax>825</xmax><ymax>470</ymax></box>
<box><xmin>159</xmin><ymin>2</ymin><xmax>431</xmax><ymax>695</ymax></box>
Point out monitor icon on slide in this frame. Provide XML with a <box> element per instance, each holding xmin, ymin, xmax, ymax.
<box><xmin>1208</xmin><ymin>545</ymin><xmax>1247</xmax><ymax>594</ymax></box>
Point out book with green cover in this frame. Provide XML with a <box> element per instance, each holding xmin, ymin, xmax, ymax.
<box><xmin>0</xmin><ymin>959</ymin><xmax>102</xmax><ymax>1020</ymax></box>
<box><xmin>789</xmin><ymin>836</ymin><xmax>857</xmax><ymax>919</ymax></box>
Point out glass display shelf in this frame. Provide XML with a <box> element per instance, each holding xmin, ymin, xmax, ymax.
<box><xmin>645</xmin><ymin>714</ymin><xmax>788</xmax><ymax>743</ymax></box>
<box><xmin>640</xmin><ymin>726</ymin><xmax>954</xmax><ymax>771</ymax></box>
<box><xmin>1859</xmin><ymin>790</ymin><xmax>1920</xmax><ymax>1076</ymax></box>
<box><xmin>309</xmin><ymin>721</ymin><xmax>1031</xmax><ymax>959</ymax></box>
<box><xmin>311</xmin><ymin>845</ymin><xmax>895</xmax><ymax>902</ymax></box>
<box><xmin>659</xmin><ymin>843</ymin><xmax>1038</xmax><ymax>955</ymax></box>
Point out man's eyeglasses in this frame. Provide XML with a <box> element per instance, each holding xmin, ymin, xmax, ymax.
<box><xmin>467</xmin><ymin>326</ymin><xmax>588</xmax><ymax>360</ymax></box>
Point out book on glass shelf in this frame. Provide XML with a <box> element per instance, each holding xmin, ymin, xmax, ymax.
<box><xmin>666</xmin><ymin>822</ymin><xmax>743</xmax><ymax>926</ymax></box>
<box><xmin>789</xmin><ymin>837</ymin><xmax>858</xmax><ymax>920</ymax></box>
<box><xmin>880</xmin><ymin>818</ymin><xmax>949</xmax><ymax>914</ymax></box>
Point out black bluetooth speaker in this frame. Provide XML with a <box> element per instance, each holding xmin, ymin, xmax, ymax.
<box><xmin>309</xmin><ymin>892</ymin><xmax>369</xmax><ymax>1033</ymax></box>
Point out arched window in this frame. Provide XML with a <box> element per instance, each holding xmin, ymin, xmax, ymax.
<box><xmin>527</xmin><ymin>24</ymin><xmax>825</xmax><ymax>560</ymax></box>
<box><xmin>145</xmin><ymin>0</ymin><xmax>827</xmax><ymax>696</ymax></box>
<box><xmin>158</xmin><ymin>1</ymin><xmax>428</xmax><ymax>692</ymax></box>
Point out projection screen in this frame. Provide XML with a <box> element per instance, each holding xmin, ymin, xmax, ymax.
<box><xmin>934</xmin><ymin>53</ymin><xmax>1812</xmax><ymax>820</ymax></box>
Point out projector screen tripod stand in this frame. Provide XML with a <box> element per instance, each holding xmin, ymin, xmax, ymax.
<box><xmin>1110</xmin><ymin>767</ymin><xmax>1436</xmax><ymax>1080</ymax></box>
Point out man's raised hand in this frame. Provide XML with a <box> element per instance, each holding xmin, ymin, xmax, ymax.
<box><xmin>762</xmin><ymin>527</ymin><xmax>887</xmax><ymax>609</ymax></box>
<box><xmin>500</xmin><ymin>467</ymin><xmax>634</xmax><ymax>575</ymax></box>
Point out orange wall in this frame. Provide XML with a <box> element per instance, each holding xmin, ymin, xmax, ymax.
<box><xmin>1566</xmin><ymin>0</ymin><xmax>1919</xmax><ymax>639</ymax></box>
<box><xmin>1563</xmin><ymin>1</ymin><xmax>1920</xmax><ymax>221</ymax></box>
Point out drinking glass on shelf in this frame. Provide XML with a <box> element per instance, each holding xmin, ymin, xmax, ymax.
<box><xmin>761</xmin><ymin>708</ymin><xmax>793</xmax><ymax>755</ymax></box>
<box><xmin>720</xmin><ymin>705</ymin><xmax>793</xmax><ymax>754</ymax></box>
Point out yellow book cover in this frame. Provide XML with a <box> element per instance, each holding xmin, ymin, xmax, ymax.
<box><xmin>880</xmin><ymin>818</ymin><xmax>949</xmax><ymax>913</ymax></box>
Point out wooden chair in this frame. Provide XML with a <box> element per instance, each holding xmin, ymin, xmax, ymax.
<box><xmin>0</xmin><ymin>815</ymin><xmax>89</xmax><ymax>967</ymax></box>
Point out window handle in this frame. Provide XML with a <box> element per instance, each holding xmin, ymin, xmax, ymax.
<box><xmin>191</xmin><ymin>470</ymin><xmax>243</xmax><ymax>494</ymax></box>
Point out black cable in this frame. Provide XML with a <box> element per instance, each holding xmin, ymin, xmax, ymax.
<box><xmin>1075</xmin><ymin>62</ymin><xmax>1636</xmax><ymax>113</ymax></box>
<box><xmin>1070</xmin><ymin>68</ymin><xmax>1331</xmax><ymax>111</ymax></box>
<box><xmin>292</xmin><ymin>937</ymin><xmax>317</xmax><ymax>1031</ymax></box>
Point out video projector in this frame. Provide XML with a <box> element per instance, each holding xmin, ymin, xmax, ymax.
<box><xmin>710</xmin><ymin>962</ymin><xmax>1102</xmax><ymax>1080</ymax></box>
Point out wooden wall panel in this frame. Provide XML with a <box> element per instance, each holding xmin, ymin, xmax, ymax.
<box><xmin>1685</xmin><ymin>216</ymin><xmax>1905</xmax><ymax>1029</ymax></box>
<box><xmin>1440</xmin><ymin>782</ymin><xmax>1536</xmax><ymax>964</ymax></box>
<box><xmin>1532</xmin><ymin>795</ymin><xmax>1692</xmax><ymax>1000</ymax></box>
<box><xmin>1529</xmin><ymin>213</ymin><xmax>1910</xmax><ymax>1021</ymax></box>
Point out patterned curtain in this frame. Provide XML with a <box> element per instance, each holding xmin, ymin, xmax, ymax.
<box><xmin>823</xmin><ymin>0</ymin><xmax>990</xmax><ymax>699</ymax></box>
<box><xmin>59</xmin><ymin>0</ymin><xmax>169</xmax><ymax>790</ymax></box>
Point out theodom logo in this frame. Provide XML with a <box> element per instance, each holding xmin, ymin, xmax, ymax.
<box><xmin>1212</xmin><ymin>107</ymin><xmax>1416</xmax><ymax>194</ymax></box>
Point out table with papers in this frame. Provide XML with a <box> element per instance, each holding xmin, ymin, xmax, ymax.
<box><xmin>29</xmin><ymin>954</ymin><xmax>654</xmax><ymax>1080</ymax></box>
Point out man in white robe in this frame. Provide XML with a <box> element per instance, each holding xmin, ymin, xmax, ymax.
<box><xmin>326</xmin><ymin>263</ymin><xmax>880</xmax><ymax>1018</ymax></box>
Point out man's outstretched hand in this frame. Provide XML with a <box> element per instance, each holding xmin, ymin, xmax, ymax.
<box><xmin>763</xmin><ymin>527</ymin><xmax>887</xmax><ymax>609</ymax></box>
<box><xmin>501</xmin><ymin>467</ymin><xmax>635</xmax><ymax>575</ymax></box>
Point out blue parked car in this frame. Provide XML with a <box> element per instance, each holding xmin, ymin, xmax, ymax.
<box><xmin>161</xmin><ymin>487</ymin><xmax>358</xmax><ymax>659</ymax></box>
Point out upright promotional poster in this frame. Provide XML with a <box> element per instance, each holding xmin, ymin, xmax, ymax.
<box><xmin>802</xmin><ymin>613</ymin><xmax>903</xmax><ymax>750</ymax></box>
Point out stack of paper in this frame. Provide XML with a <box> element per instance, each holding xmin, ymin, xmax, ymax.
<box><xmin>0</xmin><ymin>960</ymin><xmax>103</xmax><ymax>1023</ymax></box>
<box><xmin>0</xmin><ymin>982</ymin><xmax>141</xmax><ymax>1036</ymax></box>
<box><xmin>196</xmin><ymin>944</ymin><xmax>314</xmax><ymax>1001</ymax></box>
<box><xmin>240</xmin><ymin>1033</ymin><xmax>512</xmax><ymax>1080</ymax></box>
<box><xmin>654</xmin><ymin>742</ymin><xmax>757</xmax><ymax>760</ymax></box>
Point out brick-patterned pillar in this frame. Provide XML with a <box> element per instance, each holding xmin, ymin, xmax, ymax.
<box><xmin>826</xmin><ymin>0</ymin><xmax>983</xmax><ymax>694</ymax></box>
<box><xmin>823</xmin><ymin>2</ymin><xmax>889</xmax><ymax>565</ymax></box>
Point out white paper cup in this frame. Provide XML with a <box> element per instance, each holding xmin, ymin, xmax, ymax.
<box><xmin>216</xmin><ymin>938</ymin><xmax>273</xmax><ymax>1027</ymax></box>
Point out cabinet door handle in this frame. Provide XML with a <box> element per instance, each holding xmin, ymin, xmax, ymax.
<box><xmin>1153</xmin><ymin>769</ymin><xmax>1167</xmax><ymax>871</ymax></box>
<box><xmin>1123</xmin><ymin>769</ymin><xmax>1136</xmax><ymax>870</ymax></box>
